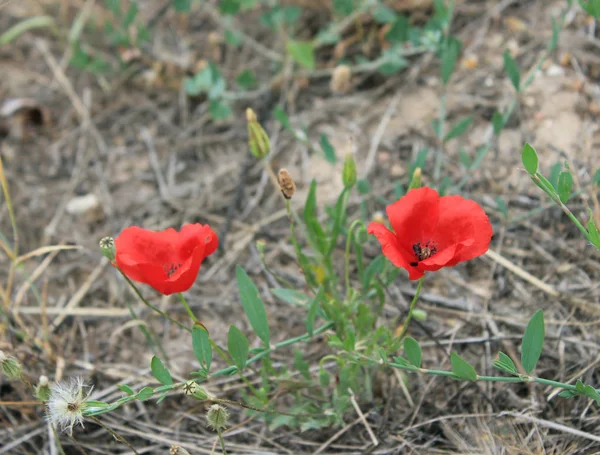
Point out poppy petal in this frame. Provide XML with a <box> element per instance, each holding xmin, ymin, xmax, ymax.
<box><xmin>367</xmin><ymin>222</ymin><xmax>419</xmax><ymax>276</ymax></box>
<box><xmin>115</xmin><ymin>224</ymin><xmax>217</xmax><ymax>295</ymax></box>
<box><xmin>433</xmin><ymin>195</ymin><xmax>492</xmax><ymax>265</ymax></box>
<box><xmin>386</xmin><ymin>187</ymin><xmax>439</xmax><ymax>246</ymax></box>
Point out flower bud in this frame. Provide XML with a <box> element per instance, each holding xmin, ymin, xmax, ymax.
<box><xmin>372</xmin><ymin>211</ymin><xmax>385</xmax><ymax>225</ymax></box>
<box><xmin>342</xmin><ymin>154</ymin><xmax>357</xmax><ymax>188</ymax></box>
<box><xmin>99</xmin><ymin>237</ymin><xmax>116</xmax><ymax>262</ymax></box>
<box><xmin>35</xmin><ymin>375</ymin><xmax>51</xmax><ymax>401</ymax></box>
<box><xmin>408</xmin><ymin>167</ymin><xmax>422</xmax><ymax>190</ymax></box>
<box><xmin>0</xmin><ymin>351</ymin><xmax>22</xmax><ymax>379</ymax></box>
<box><xmin>330</xmin><ymin>64</ymin><xmax>352</xmax><ymax>94</ymax></box>
<box><xmin>246</xmin><ymin>108</ymin><xmax>270</xmax><ymax>159</ymax></box>
<box><xmin>182</xmin><ymin>380</ymin><xmax>209</xmax><ymax>401</ymax></box>
<box><xmin>170</xmin><ymin>446</ymin><xmax>191</xmax><ymax>455</ymax></box>
<box><xmin>206</xmin><ymin>404</ymin><xmax>229</xmax><ymax>431</ymax></box>
<box><xmin>278</xmin><ymin>168</ymin><xmax>296</xmax><ymax>199</ymax></box>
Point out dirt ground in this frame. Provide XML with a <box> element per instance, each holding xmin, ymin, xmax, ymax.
<box><xmin>2</xmin><ymin>0</ymin><xmax>600</xmax><ymax>453</ymax></box>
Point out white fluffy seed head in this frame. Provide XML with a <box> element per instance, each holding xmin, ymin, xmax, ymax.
<box><xmin>46</xmin><ymin>377</ymin><xmax>93</xmax><ymax>435</ymax></box>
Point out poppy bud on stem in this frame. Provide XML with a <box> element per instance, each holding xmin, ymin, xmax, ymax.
<box><xmin>246</xmin><ymin>108</ymin><xmax>270</xmax><ymax>159</ymax></box>
<box><xmin>408</xmin><ymin>167</ymin><xmax>422</xmax><ymax>190</ymax></box>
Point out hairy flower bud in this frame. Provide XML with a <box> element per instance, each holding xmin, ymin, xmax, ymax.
<box><xmin>247</xmin><ymin>108</ymin><xmax>270</xmax><ymax>159</ymax></box>
<box><xmin>206</xmin><ymin>404</ymin><xmax>229</xmax><ymax>431</ymax></box>
<box><xmin>0</xmin><ymin>351</ymin><xmax>22</xmax><ymax>379</ymax></box>
<box><xmin>36</xmin><ymin>375</ymin><xmax>51</xmax><ymax>401</ymax></box>
<box><xmin>170</xmin><ymin>446</ymin><xmax>191</xmax><ymax>455</ymax></box>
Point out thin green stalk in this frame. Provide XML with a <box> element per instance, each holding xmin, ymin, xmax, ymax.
<box><xmin>119</xmin><ymin>272</ymin><xmax>191</xmax><ymax>333</ymax></box>
<box><xmin>395</xmin><ymin>277</ymin><xmax>424</xmax><ymax>341</ymax></box>
<box><xmin>84</xmin><ymin>322</ymin><xmax>335</xmax><ymax>417</ymax></box>
<box><xmin>345</xmin><ymin>220</ymin><xmax>365</xmax><ymax>299</ymax></box>
<box><xmin>217</xmin><ymin>430</ymin><xmax>228</xmax><ymax>455</ymax></box>
<box><xmin>285</xmin><ymin>199</ymin><xmax>315</xmax><ymax>290</ymax></box>
<box><xmin>125</xmin><ymin>301</ymin><xmax>169</xmax><ymax>363</ymax></box>
<box><xmin>178</xmin><ymin>293</ymin><xmax>197</xmax><ymax>323</ymax></box>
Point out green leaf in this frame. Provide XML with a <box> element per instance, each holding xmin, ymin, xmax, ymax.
<box><xmin>228</xmin><ymin>325</ymin><xmax>249</xmax><ymax>371</ymax></box>
<box><xmin>549</xmin><ymin>162</ymin><xmax>562</xmax><ymax>190</ymax></box>
<box><xmin>287</xmin><ymin>40</ymin><xmax>315</xmax><ymax>70</ymax></box>
<box><xmin>580</xmin><ymin>0</ymin><xmax>600</xmax><ymax>18</ymax></box>
<box><xmin>122</xmin><ymin>3</ymin><xmax>138</xmax><ymax>27</ymax></box>
<box><xmin>386</xmin><ymin>16</ymin><xmax>409</xmax><ymax>43</ymax></box>
<box><xmin>373</xmin><ymin>4</ymin><xmax>398</xmax><ymax>23</ymax></box>
<box><xmin>220</xmin><ymin>0</ymin><xmax>241</xmax><ymax>15</ymax></box>
<box><xmin>333</xmin><ymin>0</ymin><xmax>354</xmax><ymax>15</ymax></box>
<box><xmin>496</xmin><ymin>196</ymin><xmax>508</xmax><ymax>220</ymax></box>
<box><xmin>492</xmin><ymin>351</ymin><xmax>518</xmax><ymax>375</ymax></box>
<box><xmin>458</xmin><ymin>149</ymin><xmax>471</xmax><ymax>168</ymax></box>
<box><xmin>450</xmin><ymin>353</ymin><xmax>478</xmax><ymax>381</ymax></box>
<box><xmin>224</xmin><ymin>29</ymin><xmax>242</xmax><ymax>47</ymax></box>
<box><xmin>521</xmin><ymin>309</ymin><xmax>545</xmax><ymax>374</ymax></box>
<box><xmin>403</xmin><ymin>337</ymin><xmax>422</xmax><ymax>368</ymax></box>
<box><xmin>492</xmin><ymin>111</ymin><xmax>505</xmax><ymax>136</ymax></box>
<box><xmin>379</xmin><ymin>47</ymin><xmax>408</xmax><ymax>75</ymax></box>
<box><xmin>503</xmin><ymin>50</ymin><xmax>521</xmax><ymax>91</ymax></box>
<box><xmin>357</xmin><ymin>179</ymin><xmax>370</xmax><ymax>194</ymax></box>
<box><xmin>320</xmin><ymin>133</ymin><xmax>337</xmax><ymax>164</ymax></box>
<box><xmin>393</xmin><ymin>356</ymin><xmax>410</xmax><ymax>367</ymax></box>
<box><xmin>236</xmin><ymin>69</ymin><xmax>257</xmax><ymax>90</ymax></box>
<box><xmin>594</xmin><ymin>168</ymin><xmax>600</xmax><ymax>186</ymax></box>
<box><xmin>271</xmin><ymin>288</ymin><xmax>311</xmax><ymax>307</ymax></box>
<box><xmin>236</xmin><ymin>266</ymin><xmax>270</xmax><ymax>345</ymax></box>
<box><xmin>305</xmin><ymin>287</ymin><xmax>323</xmax><ymax>336</ymax></box>
<box><xmin>136</xmin><ymin>386</ymin><xmax>154</xmax><ymax>401</ymax></box>
<box><xmin>441</xmin><ymin>36</ymin><xmax>461</xmax><ymax>85</ymax></box>
<box><xmin>587</xmin><ymin>210</ymin><xmax>600</xmax><ymax>249</ymax></box>
<box><xmin>549</xmin><ymin>16</ymin><xmax>560</xmax><ymax>51</ymax></box>
<box><xmin>521</xmin><ymin>143</ymin><xmax>539</xmax><ymax>174</ymax></box>
<box><xmin>303</xmin><ymin>180</ymin><xmax>328</xmax><ymax>254</ymax></box>
<box><xmin>558</xmin><ymin>170</ymin><xmax>573</xmax><ymax>204</ymax></box>
<box><xmin>150</xmin><ymin>356</ymin><xmax>173</xmax><ymax>385</ymax></box>
<box><xmin>558</xmin><ymin>389</ymin><xmax>578</xmax><ymax>399</ymax></box>
<box><xmin>445</xmin><ymin>116</ymin><xmax>472</xmax><ymax>142</ymax></box>
<box><xmin>172</xmin><ymin>0</ymin><xmax>191</xmax><ymax>13</ymax></box>
<box><xmin>192</xmin><ymin>325</ymin><xmax>212</xmax><ymax>371</ymax></box>
<box><xmin>273</xmin><ymin>106</ymin><xmax>291</xmax><ymax>130</ymax></box>
<box><xmin>575</xmin><ymin>379</ymin><xmax>600</xmax><ymax>403</ymax></box>
<box><xmin>209</xmin><ymin>100</ymin><xmax>232</xmax><ymax>120</ymax></box>
<box><xmin>118</xmin><ymin>384</ymin><xmax>135</xmax><ymax>395</ymax></box>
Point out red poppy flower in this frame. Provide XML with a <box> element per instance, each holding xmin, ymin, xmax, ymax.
<box><xmin>115</xmin><ymin>224</ymin><xmax>218</xmax><ymax>295</ymax></box>
<box><xmin>367</xmin><ymin>187</ymin><xmax>492</xmax><ymax>280</ymax></box>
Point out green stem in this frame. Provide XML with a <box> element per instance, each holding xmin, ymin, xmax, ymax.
<box><xmin>394</xmin><ymin>277</ymin><xmax>424</xmax><ymax>341</ymax></box>
<box><xmin>345</xmin><ymin>220</ymin><xmax>365</xmax><ymax>300</ymax></box>
<box><xmin>433</xmin><ymin>91</ymin><xmax>447</xmax><ymax>181</ymax></box>
<box><xmin>217</xmin><ymin>430</ymin><xmax>228</xmax><ymax>455</ymax></box>
<box><xmin>120</xmin><ymin>272</ymin><xmax>191</xmax><ymax>333</ymax></box>
<box><xmin>84</xmin><ymin>322</ymin><xmax>334</xmax><ymax>417</ymax></box>
<box><xmin>178</xmin><ymin>293</ymin><xmax>197</xmax><ymax>323</ymax></box>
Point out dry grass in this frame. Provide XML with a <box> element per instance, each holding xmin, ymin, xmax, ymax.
<box><xmin>1</xmin><ymin>0</ymin><xmax>600</xmax><ymax>453</ymax></box>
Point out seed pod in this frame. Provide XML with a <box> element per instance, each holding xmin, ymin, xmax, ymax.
<box><xmin>99</xmin><ymin>237</ymin><xmax>116</xmax><ymax>262</ymax></box>
<box><xmin>330</xmin><ymin>65</ymin><xmax>352</xmax><ymax>94</ymax></box>
<box><xmin>246</xmin><ymin>108</ymin><xmax>270</xmax><ymax>159</ymax></box>
<box><xmin>278</xmin><ymin>169</ymin><xmax>296</xmax><ymax>199</ymax></box>
<box><xmin>206</xmin><ymin>404</ymin><xmax>229</xmax><ymax>431</ymax></box>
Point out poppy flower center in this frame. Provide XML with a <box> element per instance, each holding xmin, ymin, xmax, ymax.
<box><xmin>410</xmin><ymin>241</ymin><xmax>437</xmax><ymax>267</ymax></box>
<box><xmin>164</xmin><ymin>263</ymin><xmax>183</xmax><ymax>278</ymax></box>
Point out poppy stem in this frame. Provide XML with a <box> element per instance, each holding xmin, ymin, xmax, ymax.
<box><xmin>178</xmin><ymin>293</ymin><xmax>198</xmax><ymax>323</ymax></box>
<box><xmin>119</xmin><ymin>272</ymin><xmax>191</xmax><ymax>333</ymax></box>
<box><xmin>395</xmin><ymin>277</ymin><xmax>424</xmax><ymax>341</ymax></box>
<box><xmin>345</xmin><ymin>219</ymin><xmax>366</xmax><ymax>300</ymax></box>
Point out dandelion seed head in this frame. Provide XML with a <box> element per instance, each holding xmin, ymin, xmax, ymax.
<box><xmin>46</xmin><ymin>377</ymin><xmax>93</xmax><ymax>435</ymax></box>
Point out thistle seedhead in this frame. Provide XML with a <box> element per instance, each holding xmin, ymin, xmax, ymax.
<box><xmin>46</xmin><ymin>377</ymin><xmax>93</xmax><ymax>434</ymax></box>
